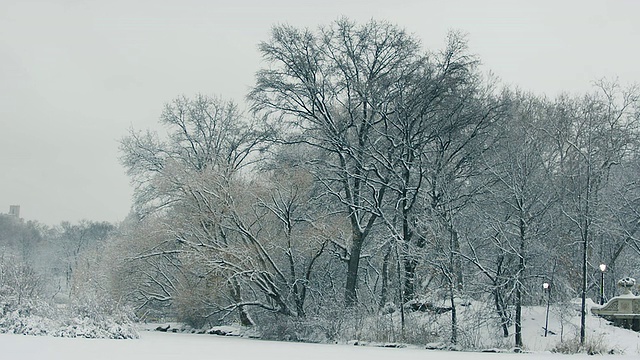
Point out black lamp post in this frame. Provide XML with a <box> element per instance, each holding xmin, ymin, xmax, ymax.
<box><xmin>543</xmin><ymin>282</ymin><xmax>550</xmax><ymax>337</ymax></box>
<box><xmin>599</xmin><ymin>264</ymin><xmax>607</xmax><ymax>305</ymax></box>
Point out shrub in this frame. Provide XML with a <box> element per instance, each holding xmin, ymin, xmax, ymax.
<box><xmin>0</xmin><ymin>256</ymin><xmax>138</xmax><ymax>339</ymax></box>
<box><xmin>551</xmin><ymin>335</ymin><xmax>619</xmax><ymax>355</ymax></box>
<box><xmin>61</xmin><ymin>292</ymin><xmax>139</xmax><ymax>339</ymax></box>
<box><xmin>257</xmin><ymin>314</ymin><xmax>328</xmax><ymax>343</ymax></box>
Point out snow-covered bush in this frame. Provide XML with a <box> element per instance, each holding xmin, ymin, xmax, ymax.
<box><xmin>551</xmin><ymin>334</ymin><xmax>619</xmax><ymax>355</ymax></box>
<box><xmin>56</xmin><ymin>292</ymin><xmax>139</xmax><ymax>339</ymax></box>
<box><xmin>0</xmin><ymin>256</ymin><xmax>54</xmax><ymax>335</ymax></box>
<box><xmin>54</xmin><ymin>316</ymin><xmax>138</xmax><ymax>339</ymax></box>
<box><xmin>0</xmin><ymin>256</ymin><xmax>138</xmax><ymax>339</ymax></box>
<box><xmin>0</xmin><ymin>308</ymin><xmax>56</xmax><ymax>336</ymax></box>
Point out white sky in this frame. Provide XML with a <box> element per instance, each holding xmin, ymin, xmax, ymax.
<box><xmin>1</xmin><ymin>0</ymin><xmax>639</xmax><ymax>225</ymax></box>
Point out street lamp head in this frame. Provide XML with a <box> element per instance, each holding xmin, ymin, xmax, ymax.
<box><xmin>543</xmin><ymin>282</ymin><xmax>549</xmax><ymax>289</ymax></box>
<box><xmin>600</xmin><ymin>263</ymin><xmax>607</xmax><ymax>272</ymax></box>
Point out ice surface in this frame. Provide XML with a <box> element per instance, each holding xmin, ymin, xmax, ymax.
<box><xmin>0</xmin><ymin>327</ymin><xmax>638</xmax><ymax>360</ymax></box>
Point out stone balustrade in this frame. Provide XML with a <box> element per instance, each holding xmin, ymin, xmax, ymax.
<box><xmin>591</xmin><ymin>277</ymin><xmax>640</xmax><ymax>331</ymax></box>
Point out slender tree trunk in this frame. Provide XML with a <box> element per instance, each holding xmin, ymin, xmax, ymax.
<box><xmin>445</xmin><ymin>220</ymin><xmax>463</xmax><ymax>291</ymax></box>
<box><xmin>494</xmin><ymin>288</ymin><xmax>510</xmax><ymax>337</ymax></box>
<box><xmin>396</xmin><ymin>242</ymin><xmax>405</xmax><ymax>334</ymax></box>
<box><xmin>286</xmin><ymin>229</ymin><xmax>306</xmax><ymax>318</ymax></box>
<box><xmin>452</xmin><ymin>229</ymin><xmax>463</xmax><ymax>291</ymax></box>
<box><xmin>580</xmin><ymin>166</ymin><xmax>592</xmax><ymax>346</ymax></box>
<box><xmin>580</xmin><ymin>218</ymin><xmax>588</xmax><ymax>345</ymax></box>
<box><xmin>515</xmin><ymin>216</ymin><xmax>525</xmax><ymax>348</ymax></box>
<box><xmin>379</xmin><ymin>245</ymin><xmax>391</xmax><ymax>309</ymax></box>
<box><xmin>449</xmin><ymin>230</ymin><xmax>458</xmax><ymax>345</ymax></box>
<box><xmin>449</xmin><ymin>279</ymin><xmax>457</xmax><ymax>345</ymax></box>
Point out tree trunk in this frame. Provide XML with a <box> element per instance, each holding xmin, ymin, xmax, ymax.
<box><xmin>449</xmin><ymin>279</ymin><xmax>457</xmax><ymax>345</ymax></box>
<box><xmin>580</xmin><ymin>219</ymin><xmax>588</xmax><ymax>345</ymax></box>
<box><xmin>452</xmin><ymin>230</ymin><xmax>463</xmax><ymax>291</ymax></box>
<box><xmin>494</xmin><ymin>288</ymin><xmax>510</xmax><ymax>338</ymax></box>
<box><xmin>401</xmin><ymin>188</ymin><xmax>418</xmax><ymax>303</ymax></box>
<box><xmin>379</xmin><ymin>245</ymin><xmax>391</xmax><ymax>309</ymax></box>
<box><xmin>493</xmin><ymin>254</ymin><xmax>510</xmax><ymax>337</ymax></box>
<box><xmin>447</xmin><ymin>224</ymin><xmax>463</xmax><ymax>291</ymax></box>
<box><xmin>580</xmin><ymin>166</ymin><xmax>592</xmax><ymax>346</ymax></box>
<box><xmin>229</xmin><ymin>279</ymin><xmax>255</xmax><ymax>327</ymax></box>
<box><xmin>345</xmin><ymin>230</ymin><xmax>364</xmax><ymax>307</ymax></box>
<box><xmin>515</xmin><ymin>216</ymin><xmax>525</xmax><ymax>348</ymax></box>
<box><xmin>294</xmin><ymin>285</ymin><xmax>306</xmax><ymax>318</ymax></box>
<box><xmin>515</xmin><ymin>283</ymin><xmax>522</xmax><ymax>347</ymax></box>
<box><xmin>449</xmin><ymin>230</ymin><xmax>458</xmax><ymax>345</ymax></box>
<box><xmin>403</xmin><ymin>259</ymin><xmax>417</xmax><ymax>303</ymax></box>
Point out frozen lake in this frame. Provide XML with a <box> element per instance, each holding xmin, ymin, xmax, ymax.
<box><xmin>1</xmin><ymin>330</ymin><xmax>638</xmax><ymax>360</ymax></box>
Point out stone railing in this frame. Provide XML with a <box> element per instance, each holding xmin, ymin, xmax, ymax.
<box><xmin>591</xmin><ymin>277</ymin><xmax>640</xmax><ymax>331</ymax></box>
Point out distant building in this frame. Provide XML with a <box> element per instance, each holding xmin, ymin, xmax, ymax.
<box><xmin>8</xmin><ymin>205</ymin><xmax>20</xmax><ymax>218</ymax></box>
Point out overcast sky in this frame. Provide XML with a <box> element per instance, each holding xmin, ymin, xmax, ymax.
<box><xmin>1</xmin><ymin>0</ymin><xmax>639</xmax><ymax>226</ymax></box>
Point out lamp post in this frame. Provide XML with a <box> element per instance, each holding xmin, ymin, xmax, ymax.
<box><xmin>599</xmin><ymin>264</ymin><xmax>607</xmax><ymax>305</ymax></box>
<box><xmin>543</xmin><ymin>282</ymin><xmax>550</xmax><ymax>337</ymax></box>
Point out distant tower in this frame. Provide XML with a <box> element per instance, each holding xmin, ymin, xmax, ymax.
<box><xmin>9</xmin><ymin>205</ymin><xmax>20</xmax><ymax>218</ymax></box>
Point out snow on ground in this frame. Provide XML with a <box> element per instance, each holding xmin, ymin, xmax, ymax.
<box><xmin>520</xmin><ymin>299</ymin><xmax>640</xmax><ymax>354</ymax></box>
<box><xmin>0</xmin><ymin>327</ymin><xmax>636</xmax><ymax>360</ymax></box>
<box><xmin>2</xmin><ymin>300</ymin><xmax>640</xmax><ymax>360</ymax></box>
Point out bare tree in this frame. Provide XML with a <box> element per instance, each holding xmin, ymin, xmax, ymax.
<box><xmin>119</xmin><ymin>94</ymin><xmax>272</xmax><ymax>325</ymax></box>
<box><xmin>550</xmin><ymin>81</ymin><xmax>639</xmax><ymax>345</ymax></box>
<box><xmin>120</xmin><ymin>94</ymin><xmax>270</xmax><ymax>216</ymax></box>
<box><xmin>478</xmin><ymin>92</ymin><xmax>556</xmax><ymax>347</ymax></box>
<box><xmin>119</xmin><ymin>94</ymin><xmax>339</xmax><ymax>325</ymax></box>
<box><xmin>55</xmin><ymin>220</ymin><xmax>115</xmax><ymax>296</ymax></box>
<box><xmin>250</xmin><ymin>18</ymin><xmax>423</xmax><ymax>307</ymax></box>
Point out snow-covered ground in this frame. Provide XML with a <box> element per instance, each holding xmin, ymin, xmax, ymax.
<box><xmin>2</xmin><ymin>301</ymin><xmax>640</xmax><ymax>360</ymax></box>
<box><xmin>520</xmin><ymin>300</ymin><xmax>640</xmax><ymax>354</ymax></box>
<box><xmin>0</xmin><ymin>329</ymin><xmax>637</xmax><ymax>360</ymax></box>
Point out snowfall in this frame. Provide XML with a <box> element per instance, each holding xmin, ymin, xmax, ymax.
<box><xmin>3</xmin><ymin>301</ymin><xmax>640</xmax><ymax>360</ymax></box>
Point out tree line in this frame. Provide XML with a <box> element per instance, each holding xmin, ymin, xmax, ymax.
<box><xmin>117</xmin><ymin>18</ymin><xmax>640</xmax><ymax>347</ymax></box>
<box><xmin>4</xmin><ymin>18</ymin><xmax>639</xmax><ymax>349</ymax></box>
